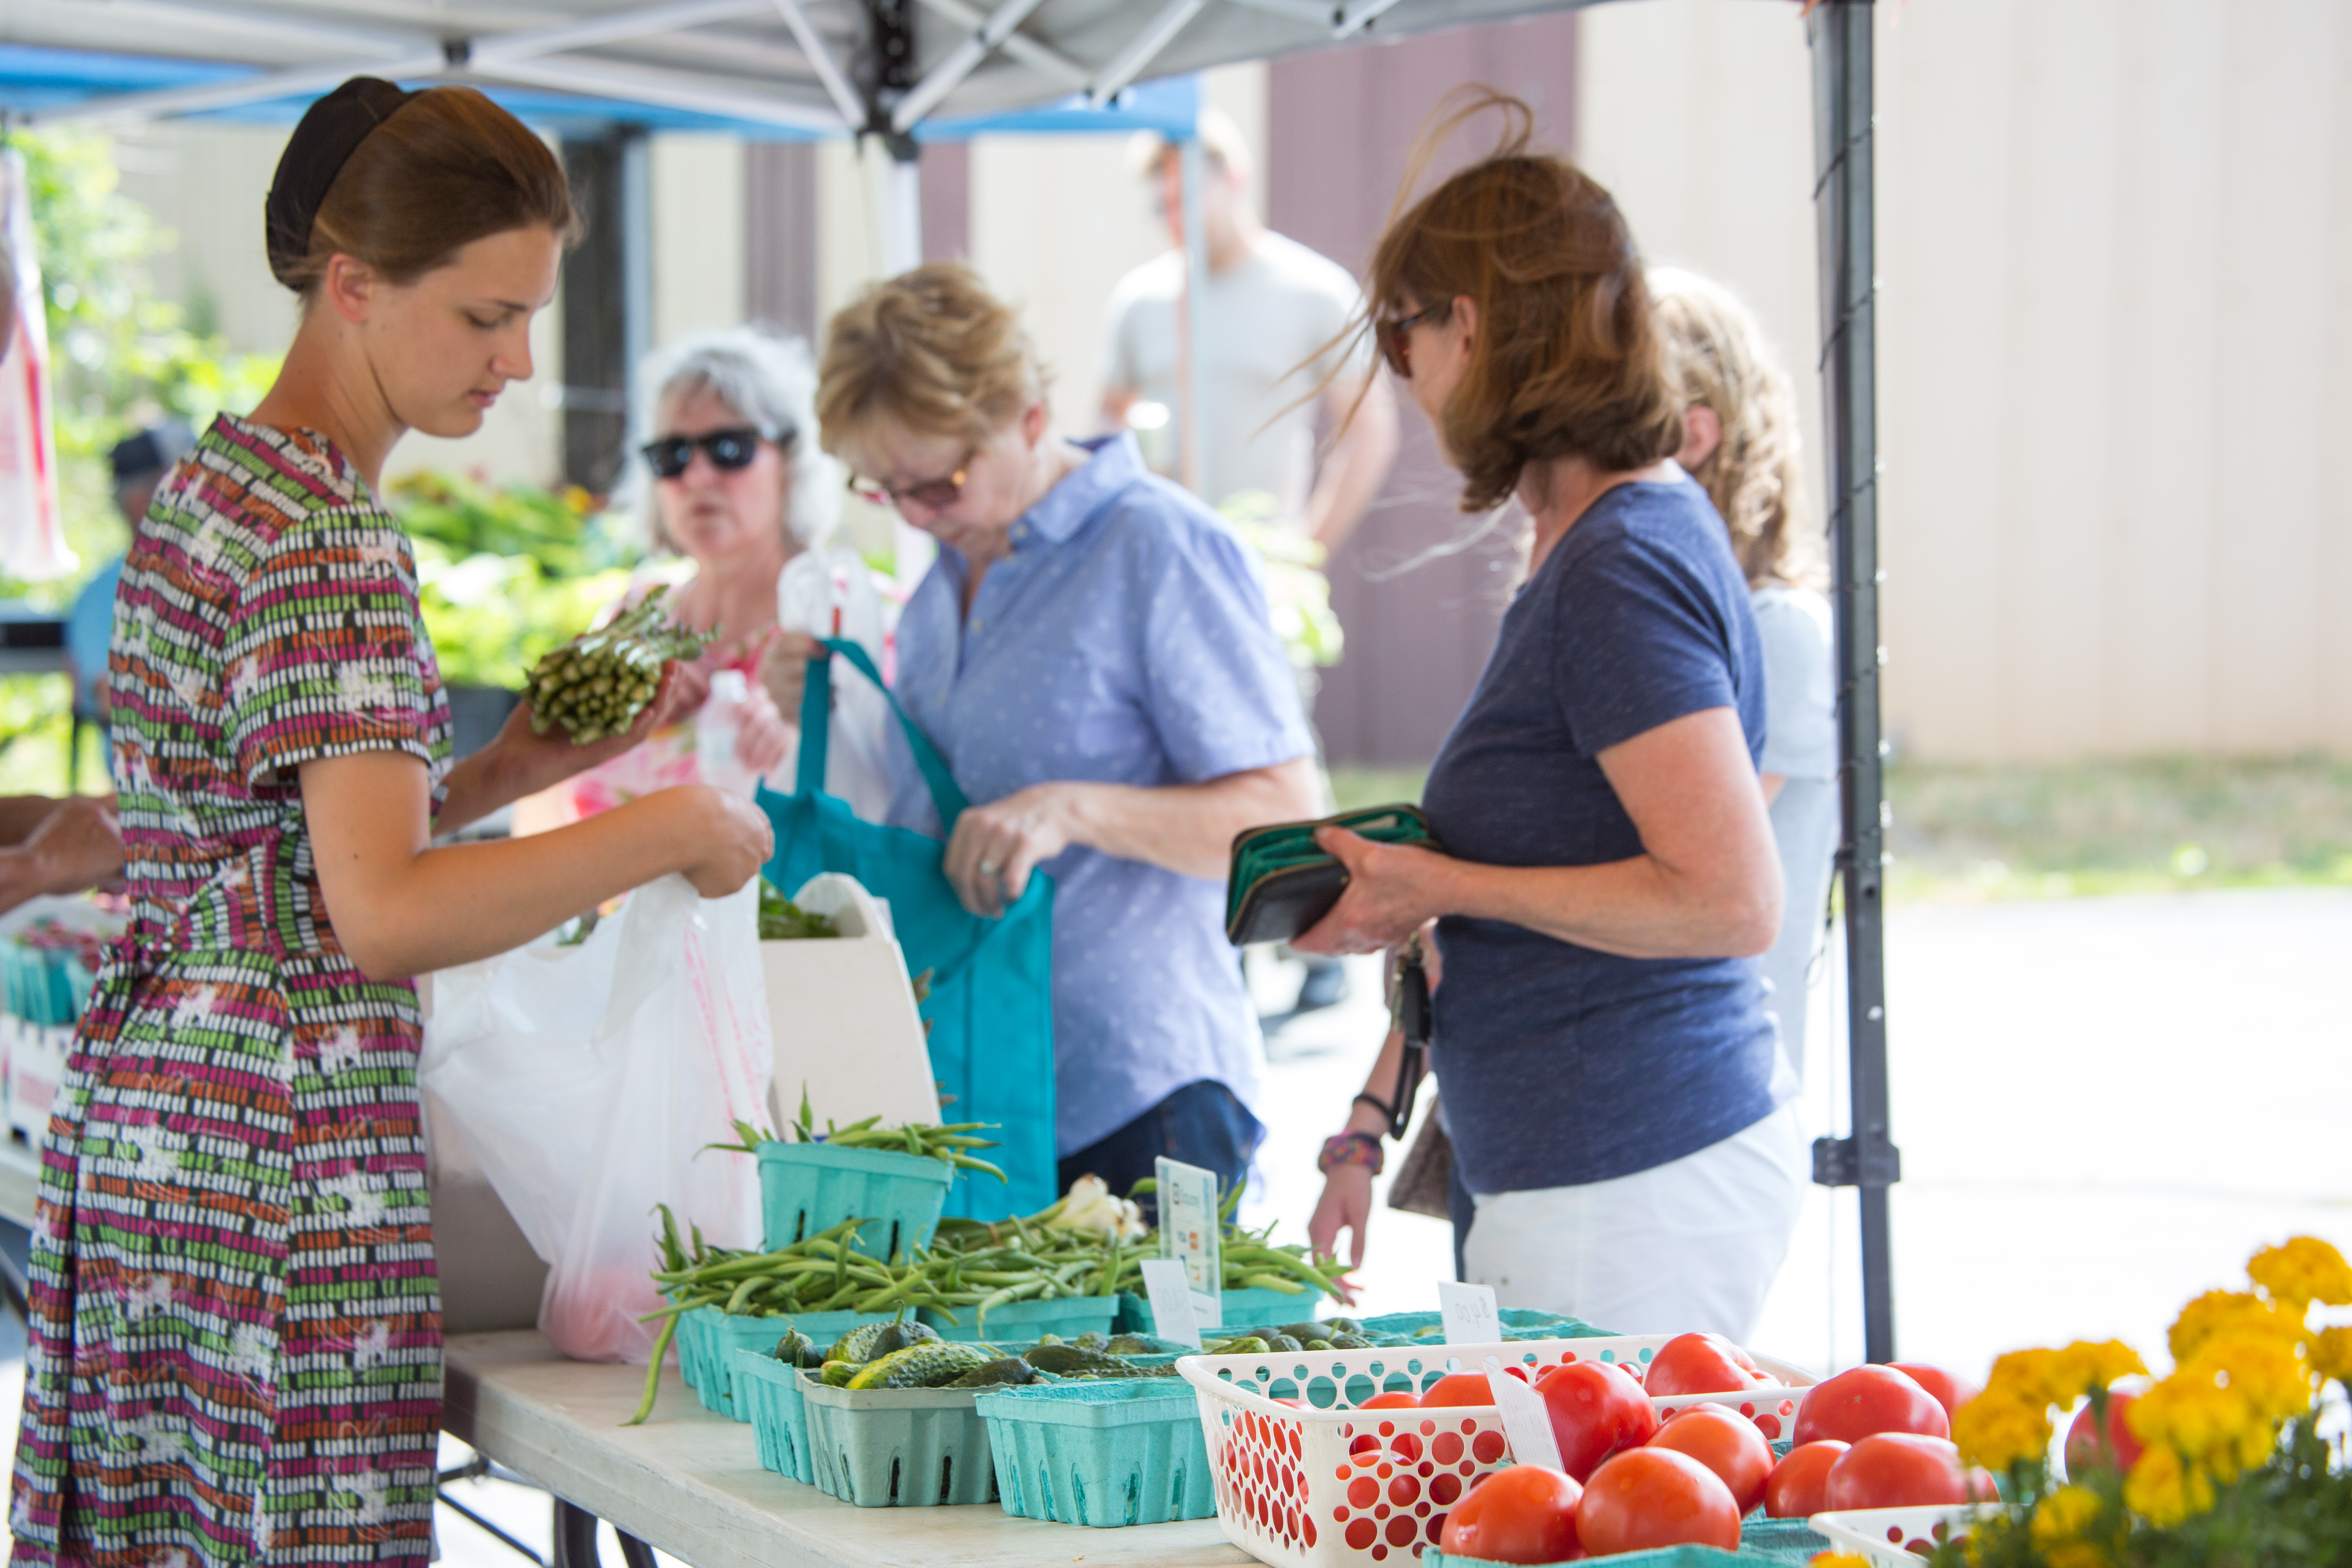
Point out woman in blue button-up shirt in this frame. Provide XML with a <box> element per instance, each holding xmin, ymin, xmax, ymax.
<box><xmin>816</xmin><ymin>264</ymin><xmax>1320</xmax><ymax>1210</ymax></box>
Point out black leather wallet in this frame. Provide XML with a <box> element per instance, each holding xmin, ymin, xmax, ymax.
<box><xmin>1223</xmin><ymin>804</ymin><xmax>1435</xmax><ymax>947</ymax></box>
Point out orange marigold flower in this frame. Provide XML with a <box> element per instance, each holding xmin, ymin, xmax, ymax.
<box><xmin>2247</xmin><ymin>1236</ymin><xmax>2352</xmax><ymax>1308</ymax></box>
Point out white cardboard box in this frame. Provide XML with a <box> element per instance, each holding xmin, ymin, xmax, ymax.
<box><xmin>762</xmin><ymin>873</ymin><xmax>940</xmax><ymax>1133</ymax></box>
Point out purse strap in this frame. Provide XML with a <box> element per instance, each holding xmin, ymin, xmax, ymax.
<box><xmin>795</xmin><ymin>637</ymin><xmax>971</xmax><ymax>829</ymax></box>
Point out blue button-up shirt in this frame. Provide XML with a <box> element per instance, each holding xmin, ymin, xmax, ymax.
<box><xmin>886</xmin><ymin>435</ymin><xmax>1312</xmax><ymax>1155</ymax></box>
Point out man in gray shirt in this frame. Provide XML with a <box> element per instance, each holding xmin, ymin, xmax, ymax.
<box><xmin>1100</xmin><ymin>109</ymin><xmax>1398</xmax><ymax>555</ymax></box>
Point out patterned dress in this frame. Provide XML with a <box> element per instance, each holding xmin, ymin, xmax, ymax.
<box><xmin>10</xmin><ymin>414</ymin><xmax>450</xmax><ymax>1566</ymax></box>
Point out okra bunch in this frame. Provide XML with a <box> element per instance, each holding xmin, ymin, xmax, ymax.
<box><xmin>522</xmin><ymin>585</ymin><xmax>714</xmax><ymax>745</ymax></box>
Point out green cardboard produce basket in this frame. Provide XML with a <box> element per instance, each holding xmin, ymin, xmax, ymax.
<box><xmin>756</xmin><ymin>1142</ymin><xmax>953</xmax><ymax>1260</ymax></box>
<box><xmin>976</xmin><ymin>1379</ymin><xmax>1215</xmax><ymax>1527</ymax></box>
<box><xmin>919</xmin><ymin>1293</ymin><xmax>1118</xmax><ymax>1343</ymax></box>
<box><xmin>1427</xmin><ymin>1517</ymin><xmax>1829</xmax><ymax>1566</ymax></box>
<box><xmin>799</xmin><ymin>1373</ymin><xmax>1000</xmax><ymax>1507</ymax></box>
<box><xmin>676</xmin><ymin>1307</ymin><xmax>900</xmax><ymax>1421</ymax></box>
<box><xmin>1358</xmin><ymin>1307</ymin><xmax>1610</xmax><ymax>1343</ymax></box>
<box><xmin>1114</xmin><ymin>1287</ymin><xmax>1325</xmax><ymax>1337</ymax></box>
<box><xmin>733</xmin><ymin>1349</ymin><xmax>819</xmax><ymax>1484</ymax></box>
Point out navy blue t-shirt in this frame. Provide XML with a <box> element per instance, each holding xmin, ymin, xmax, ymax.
<box><xmin>1422</xmin><ymin>475</ymin><xmax>1780</xmax><ymax>1195</ymax></box>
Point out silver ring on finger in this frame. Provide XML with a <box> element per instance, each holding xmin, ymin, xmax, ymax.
<box><xmin>978</xmin><ymin>860</ymin><xmax>1000</xmax><ymax>877</ymax></box>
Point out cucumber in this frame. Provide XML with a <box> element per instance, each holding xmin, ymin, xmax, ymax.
<box><xmin>846</xmin><ymin>1341</ymin><xmax>996</xmax><ymax>1390</ymax></box>
<box><xmin>1023</xmin><ymin>1343</ymin><xmax>1139</xmax><ymax>1376</ymax></box>
<box><xmin>1267</xmin><ymin>1334</ymin><xmax>1303</xmax><ymax>1352</ymax></box>
<box><xmin>1330</xmin><ymin>1333</ymin><xmax>1375</xmax><ymax>1349</ymax></box>
<box><xmin>1104</xmin><ymin>1335</ymin><xmax>1162</xmax><ymax>1356</ymax></box>
<box><xmin>1208</xmin><ymin>1336</ymin><xmax>1269</xmax><ymax>1356</ymax></box>
<box><xmin>945</xmin><ymin>1356</ymin><xmax>1040</xmax><ymax>1389</ymax></box>
<box><xmin>826</xmin><ymin>1322</ymin><xmax>893</xmax><ymax>1366</ymax></box>
<box><xmin>1276</xmin><ymin>1321</ymin><xmax>1334</xmax><ymax>1343</ymax></box>
<box><xmin>820</xmin><ymin>1359</ymin><xmax>858</xmax><ymax>1387</ymax></box>
<box><xmin>772</xmin><ymin>1329</ymin><xmax>820</xmax><ymax>1368</ymax></box>
<box><xmin>869</xmin><ymin>1319</ymin><xmax>940</xmax><ymax>1359</ymax></box>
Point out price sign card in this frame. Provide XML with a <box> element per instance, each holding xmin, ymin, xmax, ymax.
<box><xmin>1484</xmin><ymin>1355</ymin><xmax>1564</xmax><ymax>1472</ymax></box>
<box><xmin>1156</xmin><ymin>1156</ymin><xmax>1223</xmax><ymax>1329</ymax></box>
<box><xmin>1140</xmin><ymin>1258</ymin><xmax>1203</xmax><ymax>1349</ymax></box>
<box><xmin>1438</xmin><ymin>1280</ymin><xmax>1500</xmax><ymax>1345</ymax></box>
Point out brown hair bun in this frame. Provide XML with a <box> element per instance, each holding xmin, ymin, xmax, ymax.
<box><xmin>265</xmin><ymin>78</ymin><xmax>578</xmax><ymax>296</ymax></box>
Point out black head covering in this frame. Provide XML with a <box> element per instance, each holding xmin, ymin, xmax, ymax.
<box><xmin>109</xmin><ymin>419</ymin><xmax>196</xmax><ymax>485</ymax></box>
<box><xmin>264</xmin><ymin>76</ymin><xmax>419</xmax><ymax>288</ymax></box>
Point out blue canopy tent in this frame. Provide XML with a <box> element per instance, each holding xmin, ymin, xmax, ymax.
<box><xmin>2</xmin><ymin>0</ymin><xmax>1897</xmax><ymax>1371</ymax></box>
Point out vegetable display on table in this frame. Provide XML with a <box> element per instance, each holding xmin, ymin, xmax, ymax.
<box><xmin>522</xmin><ymin>585</ymin><xmax>714</xmax><ymax>744</ymax></box>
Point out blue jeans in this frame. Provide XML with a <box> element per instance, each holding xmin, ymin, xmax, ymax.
<box><xmin>1057</xmin><ymin>1079</ymin><xmax>1263</xmax><ymax>1228</ymax></box>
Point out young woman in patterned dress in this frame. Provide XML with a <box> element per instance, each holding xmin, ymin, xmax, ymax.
<box><xmin>7</xmin><ymin>80</ymin><xmax>773</xmax><ymax>1567</ymax></box>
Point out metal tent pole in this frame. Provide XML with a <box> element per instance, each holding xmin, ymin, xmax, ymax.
<box><xmin>1806</xmin><ymin>0</ymin><xmax>1901</xmax><ymax>1367</ymax></box>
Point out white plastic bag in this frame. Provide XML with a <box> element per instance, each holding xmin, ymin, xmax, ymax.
<box><xmin>419</xmin><ymin>875</ymin><xmax>772</xmax><ymax>1362</ymax></box>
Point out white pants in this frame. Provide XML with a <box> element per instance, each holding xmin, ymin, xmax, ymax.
<box><xmin>1460</xmin><ymin>1102</ymin><xmax>1807</xmax><ymax>1342</ymax></box>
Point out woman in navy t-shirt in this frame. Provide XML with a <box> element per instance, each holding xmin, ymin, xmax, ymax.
<box><xmin>1300</xmin><ymin>93</ymin><xmax>1806</xmax><ymax>1339</ymax></box>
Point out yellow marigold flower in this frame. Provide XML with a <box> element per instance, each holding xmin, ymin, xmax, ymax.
<box><xmin>2247</xmin><ymin>1236</ymin><xmax>2352</xmax><ymax>1308</ymax></box>
<box><xmin>1982</xmin><ymin>1346</ymin><xmax>2065</xmax><ymax>1409</ymax></box>
<box><xmin>561</xmin><ymin>484</ymin><xmax>596</xmax><ymax>517</ymax></box>
<box><xmin>2047</xmin><ymin>1340</ymin><xmax>2147</xmax><ymax>1403</ymax></box>
<box><xmin>2168</xmin><ymin>1290</ymin><xmax>2298</xmax><ymax>1365</ymax></box>
<box><xmin>2031</xmin><ymin>1484</ymin><xmax>2104</xmax><ymax>1542</ymax></box>
<box><xmin>1953</xmin><ymin>1388</ymin><xmax>2053</xmax><ymax>1472</ymax></box>
<box><xmin>2124</xmin><ymin>1443</ymin><xmax>2212</xmax><ymax>1527</ymax></box>
<box><xmin>2311</xmin><ymin>1325</ymin><xmax>2352</xmax><ymax>1385</ymax></box>
<box><xmin>1808</xmin><ymin>1556</ymin><xmax>1873</xmax><ymax>1568</ymax></box>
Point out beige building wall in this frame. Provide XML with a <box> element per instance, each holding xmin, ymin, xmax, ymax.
<box><xmin>1579</xmin><ymin>0</ymin><xmax>2352</xmax><ymax>762</ymax></box>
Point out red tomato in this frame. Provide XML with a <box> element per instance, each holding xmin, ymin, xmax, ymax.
<box><xmin>1576</xmin><ymin>1448</ymin><xmax>1741</xmax><ymax>1555</ymax></box>
<box><xmin>1824</xmin><ymin>1433</ymin><xmax>1976</xmax><ymax>1510</ymax></box>
<box><xmin>1644</xmin><ymin>1333</ymin><xmax>1761</xmax><ymax>1396</ymax></box>
<box><xmin>1646</xmin><ymin>1403</ymin><xmax>1774</xmax><ymax>1515</ymax></box>
<box><xmin>1437</xmin><ymin>1463</ymin><xmax>1584</xmax><ymax>1564</ymax></box>
<box><xmin>2065</xmin><ymin>1390</ymin><xmax>2145</xmax><ymax>1474</ymax></box>
<box><xmin>1793</xmin><ymin>1365</ymin><xmax>1951</xmax><ymax>1444</ymax></box>
<box><xmin>1358</xmin><ymin>1391</ymin><xmax>1423</xmax><ymax>1410</ymax></box>
<box><xmin>1421</xmin><ymin>1372</ymin><xmax>1500</xmax><ymax>1408</ymax></box>
<box><xmin>1889</xmin><ymin>1362</ymin><xmax>1984</xmax><ymax>1424</ymax></box>
<box><xmin>1535</xmin><ymin>1360</ymin><xmax>1662</xmax><ymax>1481</ymax></box>
<box><xmin>1762</xmin><ymin>1440</ymin><xmax>1849</xmax><ymax>1519</ymax></box>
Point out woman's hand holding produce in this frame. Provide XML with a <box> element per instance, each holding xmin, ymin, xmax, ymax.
<box><xmin>1292</xmin><ymin>826</ymin><xmax>1454</xmax><ymax>956</ymax></box>
<box><xmin>490</xmin><ymin>664</ymin><xmax>691</xmax><ymax>800</ymax></box>
<box><xmin>943</xmin><ymin>783</ymin><xmax>1080</xmax><ymax>917</ymax></box>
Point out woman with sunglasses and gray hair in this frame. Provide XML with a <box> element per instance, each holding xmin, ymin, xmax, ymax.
<box><xmin>559</xmin><ymin>326</ymin><xmax>895</xmax><ymax>821</ymax></box>
<box><xmin>817</xmin><ymin>263</ymin><xmax>1320</xmax><ymax>1209</ymax></box>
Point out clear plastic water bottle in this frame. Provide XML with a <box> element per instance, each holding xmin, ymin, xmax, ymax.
<box><xmin>695</xmin><ymin>668</ymin><xmax>758</xmax><ymax>796</ymax></box>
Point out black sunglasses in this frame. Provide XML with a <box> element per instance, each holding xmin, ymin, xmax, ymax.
<box><xmin>1379</xmin><ymin>304</ymin><xmax>1448</xmax><ymax>379</ymax></box>
<box><xmin>641</xmin><ymin>424</ymin><xmax>790</xmax><ymax>479</ymax></box>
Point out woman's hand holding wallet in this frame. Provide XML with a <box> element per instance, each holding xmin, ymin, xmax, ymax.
<box><xmin>1290</xmin><ymin>828</ymin><xmax>1455</xmax><ymax>955</ymax></box>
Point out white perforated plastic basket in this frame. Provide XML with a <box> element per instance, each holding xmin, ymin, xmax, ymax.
<box><xmin>1176</xmin><ymin>1335</ymin><xmax>1820</xmax><ymax>1568</ymax></box>
<box><xmin>1809</xmin><ymin>1504</ymin><xmax>1998</xmax><ymax>1566</ymax></box>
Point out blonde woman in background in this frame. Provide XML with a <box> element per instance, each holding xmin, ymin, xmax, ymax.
<box><xmin>1653</xmin><ymin>268</ymin><xmax>1835</xmax><ymax>1089</ymax></box>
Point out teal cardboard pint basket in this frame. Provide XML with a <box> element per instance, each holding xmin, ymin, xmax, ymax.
<box><xmin>977</xmin><ymin>1379</ymin><xmax>1216</xmax><ymax>1527</ymax></box>
<box><xmin>918</xmin><ymin>1294</ymin><xmax>1118</xmax><ymax>1343</ymax></box>
<box><xmin>734</xmin><ymin>1349</ymin><xmax>819</xmax><ymax>1483</ymax></box>
<box><xmin>757</xmin><ymin>1142</ymin><xmax>953</xmax><ymax>1260</ymax></box>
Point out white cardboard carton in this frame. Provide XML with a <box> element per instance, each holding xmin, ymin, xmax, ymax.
<box><xmin>762</xmin><ymin>873</ymin><xmax>940</xmax><ymax>1132</ymax></box>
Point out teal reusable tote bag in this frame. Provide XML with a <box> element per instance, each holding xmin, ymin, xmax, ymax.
<box><xmin>757</xmin><ymin>639</ymin><xmax>1056</xmax><ymax>1221</ymax></box>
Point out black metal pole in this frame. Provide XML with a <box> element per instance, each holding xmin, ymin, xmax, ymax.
<box><xmin>1806</xmin><ymin>0</ymin><xmax>1901</xmax><ymax>1367</ymax></box>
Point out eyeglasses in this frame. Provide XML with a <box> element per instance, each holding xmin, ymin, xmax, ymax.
<box><xmin>847</xmin><ymin>449</ymin><xmax>976</xmax><ymax>512</ymax></box>
<box><xmin>1379</xmin><ymin>304</ymin><xmax>1448</xmax><ymax>380</ymax></box>
<box><xmin>641</xmin><ymin>425</ymin><xmax>784</xmax><ymax>479</ymax></box>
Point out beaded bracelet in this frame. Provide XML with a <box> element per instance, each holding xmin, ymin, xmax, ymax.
<box><xmin>1318</xmin><ymin>1130</ymin><xmax>1386</xmax><ymax>1177</ymax></box>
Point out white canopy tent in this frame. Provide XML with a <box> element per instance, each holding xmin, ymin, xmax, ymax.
<box><xmin>2</xmin><ymin>0</ymin><xmax>1900</xmax><ymax>1364</ymax></box>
